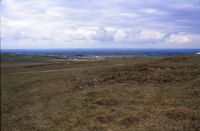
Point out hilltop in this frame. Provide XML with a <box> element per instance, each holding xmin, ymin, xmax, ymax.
<box><xmin>1</xmin><ymin>54</ymin><xmax>200</xmax><ymax>130</ymax></box>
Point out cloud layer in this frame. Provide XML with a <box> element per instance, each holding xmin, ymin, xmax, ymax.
<box><xmin>1</xmin><ymin>0</ymin><xmax>200</xmax><ymax>49</ymax></box>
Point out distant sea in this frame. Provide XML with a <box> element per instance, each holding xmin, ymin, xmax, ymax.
<box><xmin>1</xmin><ymin>49</ymin><xmax>200</xmax><ymax>57</ymax></box>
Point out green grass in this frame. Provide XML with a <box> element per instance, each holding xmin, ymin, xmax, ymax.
<box><xmin>1</xmin><ymin>54</ymin><xmax>200</xmax><ymax>130</ymax></box>
<box><xmin>1</xmin><ymin>53</ymin><xmax>62</xmax><ymax>63</ymax></box>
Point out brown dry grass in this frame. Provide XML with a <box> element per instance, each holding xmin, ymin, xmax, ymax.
<box><xmin>1</xmin><ymin>54</ymin><xmax>200</xmax><ymax>130</ymax></box>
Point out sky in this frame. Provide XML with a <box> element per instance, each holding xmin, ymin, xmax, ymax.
<box><xmin>1</xmin><ymin>0</ymin><xmax>200</xmax><ymax>49</ymax></box>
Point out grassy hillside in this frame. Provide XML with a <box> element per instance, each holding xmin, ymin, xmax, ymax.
<box><xmin>1</xmin><ymin>54</ymin><xmax>200</xmax><ymax>130</ymax></box>
<box><xmin>1</xmin><ymin>53</ymin><xmax>62</xmax><ymax>63</ymax></box>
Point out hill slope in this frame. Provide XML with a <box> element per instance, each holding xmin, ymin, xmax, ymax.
<box><xmin>1</xmin><ymin>54</ymin><xmax>200</xmax><ymax>130</ymax></box>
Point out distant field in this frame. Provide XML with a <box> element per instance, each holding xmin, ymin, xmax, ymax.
<box><xmin>1</xmin><ymin>54</ymin><xmax>200</xmax><ymax>130</ymax></box>
<box><xmin>1</xmin><ymin>53</ymin><xmax>62</xmax><ymax>63</ymax></box>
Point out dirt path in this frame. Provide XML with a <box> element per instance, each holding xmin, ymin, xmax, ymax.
<box><xmin>6</xmin><ymin>63</ymin><xmax>130</xmax><ymax>75</ymax></box>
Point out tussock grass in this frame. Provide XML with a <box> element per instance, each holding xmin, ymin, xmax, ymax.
<box><xmin>1</xmin><ymin>54</ymin><xmax>200</xmax><ymax>130</ymax></box>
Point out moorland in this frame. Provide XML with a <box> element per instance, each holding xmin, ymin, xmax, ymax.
<box><xmin>1</xmin><ymin>53</ymin><xmax>200</xmax><ymax>130</ymax></box>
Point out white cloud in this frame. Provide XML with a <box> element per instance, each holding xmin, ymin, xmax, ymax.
<box><xmin>140</xmin><ymin>8</ymin><xmax>166</xmax><ymax>15</ymax></box>
<box><xmin>1</xmin><ymin>0</ymin><xmax>200</xmax><ymax>49</ymax></box>
<box><xmin>135</xmin><ymin>30</ymin><xmax>165</xmax><ymax>42</ymax></box>
<box><xmin>90</xmin><ymin>27</ymin><xmax>115</xmax><ymax>41</ymax></box>
<box><xmin>114</xmin><ymin>30</ymin><xmax>127</xmax><ymax>42</ymax></box>
<box><xmin>166</xmin><ymin>33</ymin><xmax>200</xmax><ymax>44</ymax></box>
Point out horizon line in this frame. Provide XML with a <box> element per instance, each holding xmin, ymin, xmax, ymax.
<box><xmin>1</xmin><ymin>48</ymin><xmax>200</xmax><ymax>50</ymax></box>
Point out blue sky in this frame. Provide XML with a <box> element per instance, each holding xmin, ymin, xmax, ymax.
<box><xmin>1</xmin><ymin>0</ymin><xmax>200</xmax><ymax>49</ymax></box>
